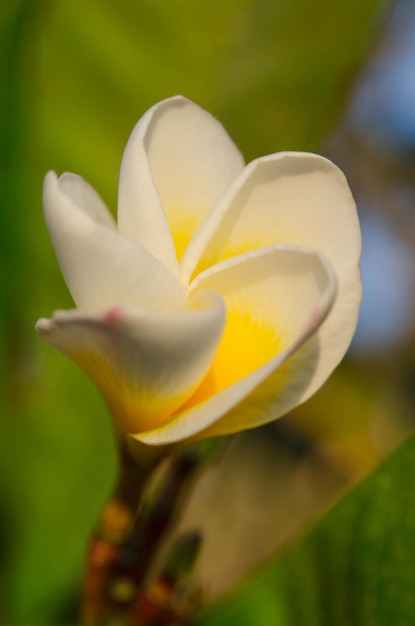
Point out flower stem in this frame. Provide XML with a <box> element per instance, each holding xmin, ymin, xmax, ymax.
<box><xmin>81</xmin><ymin>440</ymin><xmax>217</xmax><ymax>625</ymax></box>
<box><xmin>81</xmin><ymin>439</ymin><xmax>164</xmax><ymax>625</ymax></box>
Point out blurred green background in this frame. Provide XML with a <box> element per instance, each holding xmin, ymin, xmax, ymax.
<box><xmin>2</xmin><ymin>0</ymin><xmax>415</xmax><ymax>623</ymax></box>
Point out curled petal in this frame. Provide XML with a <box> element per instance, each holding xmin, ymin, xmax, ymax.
<box><xmin>44</xmin><ymin>171</ymin><xmax>188</xmax><ymax>313</ymax></box>
<box><xmin>183</xmin><ymin>152</ymin><xmax>360</xmax><ymax>280</ymax></box>
<box><xmin>133</xmin><ymin>245</ymin><xmax>337</xmax><ymax>445</ymax></box>
<box><xmin>36</xmin><ymin>292</ymin><xmax>226</xmax><ymax>433</ymax></box>
<box><xmin>182</xmin><ymin>151</ymin><xmax>362</xmax><ymax>402</ymax></box>
<box><xmin>119</xmin><ymin>96</ymin><xmax>244</xmax><ymax>265</ymax></box>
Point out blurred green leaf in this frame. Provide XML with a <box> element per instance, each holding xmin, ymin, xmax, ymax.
<box><xmin>36</xmin><ymin>0</ymin><xmax>392</xmax><ymax>210</ymax></box>
<box><xmin>196</xmin><ymin>433</ymin><xmax>415</xmax><ymax>626</ymax></box>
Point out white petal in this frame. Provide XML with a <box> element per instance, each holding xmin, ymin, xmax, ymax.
<box><xmin>118</xmin><ymin>96</ymin><xmax>245</xmax><ymax>266</ymax></box>
<box><xmin>118</xmin><ymin>104</ymin><xmax>179</xmax><ymax>276</ymax></box>
<box><xmin>58</xmin><ymin>172</ymin><xmax>116</xmax><ymax>228</ymax></box>
<box><xmin>36</xmin><ymin>291</ymin><xmax>226</xmax><ymax>433</ymax></box>
<box><xmin>181</xmin><ymin>152</ymin><xmax>362</xmax><ymax>408</ymax></box>
<box><xmin>133</xmin><ymin>245</ymin><xmax>337</xmax><ymax>445</ymax></box>
<box><xmin>182</xmin><ymin>152</ymin><xmax>361</xmax><ymax>282</ymax></box>
<box><xmin>43</xmin><ymin>171</ymin><xmax>187</xmax><ymax>313</ymax></box>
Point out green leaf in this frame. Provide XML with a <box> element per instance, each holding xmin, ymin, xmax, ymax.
<box><xmin>196</xmin><ymin>433</ymin><xmax>415</xmax><ymax>626</ymax></box>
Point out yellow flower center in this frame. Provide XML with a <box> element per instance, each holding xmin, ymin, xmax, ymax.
<box><xmin>179</xmin><ymin>309</ymin><xmax>279</xmax><ymax>410</ymax></box>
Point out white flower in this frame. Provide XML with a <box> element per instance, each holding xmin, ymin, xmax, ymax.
<box><xmin>36</xmin><ymin>96</ymin><xmax>362</xmax><ymax>446</ymax></box>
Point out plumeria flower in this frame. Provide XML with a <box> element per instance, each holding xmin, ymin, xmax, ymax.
<box><xmin>36</xmin><ymin>96</ymin><xmax>361</xmax><ymax>447</ymax></box>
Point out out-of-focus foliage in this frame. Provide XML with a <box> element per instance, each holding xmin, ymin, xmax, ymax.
<box><xmin>0</xmin><ymin>0</ymin><xmax>395</xmax><ymax>622</ymax></box>
<box><xmin>196</xmin><ymin>433</ymin><xmax>415</xmax><ymax>626</ymax></box>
